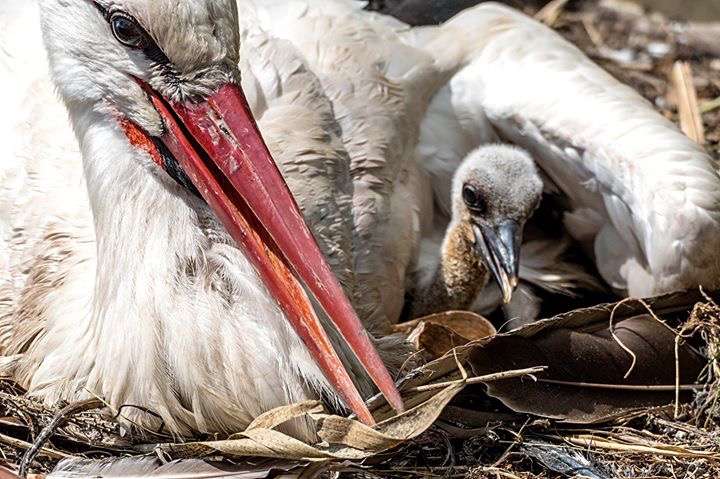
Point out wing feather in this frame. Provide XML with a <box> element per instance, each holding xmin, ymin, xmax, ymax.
<box><xmin>248</xmin><ymin>2</ymin><xmax>441</xmax><ymax>325</ymax></box>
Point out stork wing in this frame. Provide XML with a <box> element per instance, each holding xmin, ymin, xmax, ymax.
<box><xmin>0</xmin><ymin>1</ymin><xmax>93</xmax><ymax>352</ymax></box>
<box><xmin>237</xmin><ymin>22</ymin><xmax>363</xmax><ymax>314</ymax></box>
<box><xmin>248</xmin><ymin>0</ymin><xmax>441</xmax><ymax>325</ymax></box>
<box><xmin>416</xmin><ymin>2</ymin><xmax>720</xmax><ymax>296</ymax></box>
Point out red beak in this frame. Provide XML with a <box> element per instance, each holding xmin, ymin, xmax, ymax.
<box><xmin>138</xmin><ymin>82</ymin><xmax>403</xmax><ymax>424</ymax></box>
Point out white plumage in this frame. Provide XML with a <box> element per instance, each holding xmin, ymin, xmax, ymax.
<box><xmin>0</xmin><ymin>0</ymin><xmax>431</xmax><ymax>438</ymax></box>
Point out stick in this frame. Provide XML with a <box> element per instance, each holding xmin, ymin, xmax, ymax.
<box><xmin>535</xmin><ymin>0</ymin><xmax>571</xmax><ymax>27</ymax></box>
<box><xmin>19</xmin><ymin>399</ymin><xmax>104</xmax><ymax>477</ymax></box>
<box><xmin>672</xmin><ymin>61</ymin><xmax>705</xmax><ymax>145</ymax></box>
<box><xmin>701</xmin><ymin>96</ymin><xmax>720</xmax><ymax>114</ymax></box>
<box><xmin>0</xmin><ymin>433</ymin><xmax>70</xmax><ymax>460</ymax></box>
<box><xmin>564</xmin><ymin>434</ymin><xmax>719</xmax><ymax>459</ymax></box>
<box><xmin>536</xmin><ymin>379</ymin><xmax>704</xmax><ymax>391</ymax></box>
<box><xmin>608</xmin><ymin>298</ymin><xmax>638</xmax><ymax>379</ymax></box>
<box><xmin>408</xmin><ymin>366</ymin><xmax>547</xmax><ymax>393</ymax></box>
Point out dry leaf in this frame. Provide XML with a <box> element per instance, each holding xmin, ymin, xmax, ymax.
<box><xmin>244</xmin><ymin>401</ymin><xmax>323</xmax><ymax>432</ymax></box>
<box><xmin>418</xmin><ymin>323</ymin><xmax>473</xmax><ymax>359</ymax></box>
<box><xmin>395</xmin><ymin>311</ymin><xmax>495</xmax><ymax>358</ymax></box>
<box><xmin>150</xmin><ymin>382</ymin><xmax>465</xmax><ymax>461</ymax></box>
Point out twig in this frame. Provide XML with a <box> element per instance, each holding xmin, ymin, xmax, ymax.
<box><xmin>701</xmin><ymin>96</ymin><xmax>720</xmax><ymax>114</ymax></box>
<box><xmin>0</xmin><ymin>433</ymin><xmax>70</xmax><ymax>460</ymax></box>
<box><xmin>19</xmin><ymin>399</ymin><xmax>104</xmax><ymax>477</ymax></box>
<box><xmin>536</xmin><ymin>379</ymin><xmax>704</xmax><ymax>391</ymax></box>
<box><xmin>630</xmin><ymin>298</ymin><xmax>685</xmax><ymax>418</ymax></box>
<box><xmin>535</xmin><ymin>0</ymin><xmax>570</xmax><ymax>27</ymax></box>
<box><xmin>674</xmin><ymin>336</ymin><xmax>682</xmax><ymax>418</ymax></box>
<box><xmin>671</xmin><ymin>61</ymin><xmax>705</xmax><ymax>145</ymax></box>
<box><xmin>473</xmin><ymin>467</ymin><xmax>525</xmax><ymax>479</ymax></box>
<box><xmin>564</xmin><ymin>434</ymin><xmax>720</xmax><ymax>459</ymax></box>
<box><xmin>608</xmin><ymin>298</ymin><xmax>638</xmax><ymax>379</ymax></box>
<box><xmin>492</xmin><ymin>418</ymin><xmax>532</xmax><ymax>469</ymax></box>
<box><xmin>581</xmin><ymin>15</ymin><xmax>605</xmax><ymax>49</ymax></box>
<box><xmin>453</xmin><ymin>348</ymin><xmax>468</xmax><ymax>381</ymax></box>
<box><xmin>408</xmin><ymin>366</ymin><xmax>546</xmax><ymax>393</ymax></box>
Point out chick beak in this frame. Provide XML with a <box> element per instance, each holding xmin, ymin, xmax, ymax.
<box><xmin>472</xmin><ymin>220</ymin><xmax>521</xmax><ymax>304</ymax></box>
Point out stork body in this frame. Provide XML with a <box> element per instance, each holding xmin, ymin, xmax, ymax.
<box><xmin>248</xmin><ymin>1</ymin><xmax>441</xmax><ymax>326</ymax></box>
<box><xmin>0</xmin><ymin>0</ymin><xmax>428</xmax><ymax>438</ymax></box>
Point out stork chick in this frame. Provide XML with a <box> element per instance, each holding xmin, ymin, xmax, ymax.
<box><xmin>409</xmin><ymin>145</ymin><xmax>542</xmax><ymax>318</ymax></box>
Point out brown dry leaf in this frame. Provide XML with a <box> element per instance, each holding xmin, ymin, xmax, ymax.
<box><xmin>464</xmin><ymin>290</ymin><xmax>708</xmax><ymax>424</ymax></box>
<box><xmin>418</xmin><ymin>323</ymin><xmax>475</xmax><ymax>359</ymax></box>
<box><xmin>395</xmin><ymin>311</ymin><xmax>495</xmax><ymax>358</ymax></box>
<box><xmin>395</xmin><ymin>311</ymin><xmax>495</xmax><ymax>340</ymax></box>
<box><xmin>152</xmin><ymin>382</ymin><xmax>464</xmax><ymax>461</ymax></box>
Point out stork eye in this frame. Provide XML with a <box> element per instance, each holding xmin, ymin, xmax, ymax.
<box><xmin>110</xmin><ymin>13</ymin><xmax>147</xmax><ymax>49</ymax></box>
<box><xmin>462</xmin><ymin>184</ymin><xmax>485</xmax><ymax>213</ymax></box>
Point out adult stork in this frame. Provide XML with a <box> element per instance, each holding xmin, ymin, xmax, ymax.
<box><xmin>0</xmin><ymin>0</ymin><xmax>441</xmax><ymax>439</ymax></box>
<box><xmin>412</xmin><ymin>3</ymin><xmax>720</xmax><ymax>298</ymax></box>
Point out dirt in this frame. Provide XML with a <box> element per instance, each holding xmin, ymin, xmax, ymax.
<box><xmin>631</xmin><ymin>0</ymin><xmax>720</xmax><ymax>21</ymax></box>
<box><xmin>556</xmin><ymin>0</ymin><xmax>720</xmax><ymax>160</ymax></box>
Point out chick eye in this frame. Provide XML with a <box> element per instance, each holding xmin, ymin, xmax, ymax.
<box><xmin>110</xmin><ymin>12</ymin><xmax>148</xmax><ymax>49</ymax></box>
<box><xmin>462</xmin><ymin>184</ymin><xmax>485</xmax><ymax>213</ymax></box>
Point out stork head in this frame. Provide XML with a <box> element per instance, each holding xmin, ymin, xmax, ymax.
<box><xmin>39</xmin><ymin>0</ymin><xmax>403</xmax><ymax>424</ymax></box>
<box><xmin>453</xmin><ymin>145</ymin><xmax>543</xmax><ymax>304</ymax></box>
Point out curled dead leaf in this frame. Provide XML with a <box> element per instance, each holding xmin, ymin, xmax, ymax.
<box><xmin>148</xmin><ymin>382</ymin><xmax>465</xmax><ymax>461</ymax></box>
<box><xmin>395</xmin><ymin>311</ymin><xmax>496</xmax><ymax>358</ymax></box>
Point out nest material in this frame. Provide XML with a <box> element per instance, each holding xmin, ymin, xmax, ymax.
<box><xmin>551</xmin><ymin>0</ymin><xmax>720</xmax><ymax>158</ymax></box>
<box><xmin>2</xmin><ymin>296</ymin><xmax>719</xmax><ymax>479</ymax></box>
<box><xmin>2</xmin><ymin>1</ymin><xmax>720</xmax><ymax>478</ymax></box>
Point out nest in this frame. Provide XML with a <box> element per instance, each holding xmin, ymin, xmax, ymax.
<box><xmin>3</xmin><ymin>293</ymin><xmax>720</xmax><ymax>478</ymax></box>
<box><xmin>2</xmin><ymin>1</ymin><xmax>720</xmax><ymax>478</ymax></box>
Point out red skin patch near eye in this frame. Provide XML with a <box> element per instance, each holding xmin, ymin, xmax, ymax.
<box><xmin>119</xmin><ymin>118</ymin><xmax>165</xmax><ymax>169</ymax></box>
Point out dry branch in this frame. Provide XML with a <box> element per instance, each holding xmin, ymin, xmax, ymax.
<box><xmin>671</xmin><ymin>61</ymin><xmax>706</xmax><ymax>144</ymax></box>
<box><xmin>534</xmin><ymin>0</ymin><xmax>570</xmax><ymax>26</ymax></box>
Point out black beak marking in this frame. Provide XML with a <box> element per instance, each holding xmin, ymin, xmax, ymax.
<box><xmin>472</xmin><ymin>220</ymin><xmax>521</xmax><ymax>304</ymax></box>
